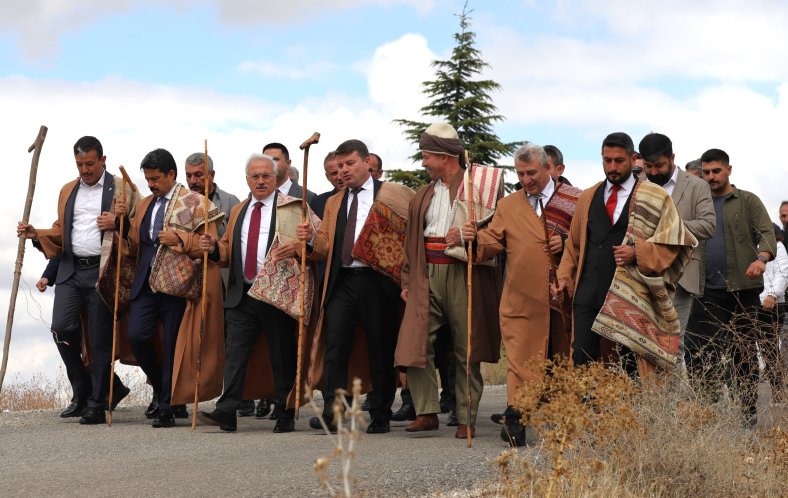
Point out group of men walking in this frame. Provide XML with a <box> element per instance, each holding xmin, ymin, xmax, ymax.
<box><xmin>20</xmin><ymin>123</ymin><xmax>785</xmax><ymax>443</ymax></box>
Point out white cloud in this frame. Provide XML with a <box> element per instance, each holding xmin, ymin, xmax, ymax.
<box><xmin>0</xmin><ymin>0</ymin><xmax>434</xmax><ymax>59</ymax></box>
<box><xmin>237</xmin><ymin>60</ymin><xmax>339</xmax><ymax>80</ymax></box>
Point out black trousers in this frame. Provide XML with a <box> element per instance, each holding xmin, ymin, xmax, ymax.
<box><xmin>322</xmin><ymin>268</ymin><xmax>400</xmax><ymax>422</ymax></box>
<box><xmin>127</xmin><ymin>284</ymin><xmax>186</xmax><ymax>411</ymax></box>
<box><xmin>216</xmin><ymin>293</ymin><xmax>296</xmax><ymax>415</ymax></box>
<box><xmin>572</xmin><ymin>303</ymin><xmax>604</xmax><ymax>366</ymax></box>
<box><xmin>685</xmin><ymin>287</ymin><xmax>762</xmax><ymax>416</ymax></box>
<box><xmin>51</xmin><ymin>263</ymin><xmax>120</xmax><ymax>409</ymax></box>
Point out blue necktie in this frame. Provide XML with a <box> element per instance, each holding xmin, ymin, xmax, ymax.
<box><xmin>152</xmin><ymin>197</ymin><xmax>168</xmax><ymax>242</ymax></box>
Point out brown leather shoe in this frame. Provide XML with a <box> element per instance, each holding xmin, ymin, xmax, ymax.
<box><xmin>404</xmin><ymin>414</ymin><xmax>439</xmax><ymax>432</ymax></box>
<box><xmin>454</xmin><ymin>423</ymin><xmax>475</xmax><ymax>439</ymax></box>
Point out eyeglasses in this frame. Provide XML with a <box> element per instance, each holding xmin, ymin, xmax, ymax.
<box><xmin>247</xmin><ymin>173</ymin><xmax>275</xmax><ymax>181</ymax></box>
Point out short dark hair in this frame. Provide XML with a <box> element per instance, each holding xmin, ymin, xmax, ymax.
<box><xmin>323</xmin><ymin>151</ymin><xmax>337</xmax><ymax>165</ymax></box>
<box><xmin>601</xmin><ymin>132</ymin><xmax>635</xmax><ymax>155</ymax></box>
<box><xmin>263</xmin><ymin>142</ymin><xmax>290</xmax><ymax>160</ymax></box>
<box><xmin>73</xmin><ymin>136</ymin><xmax>103</xmax><ymax>158</ymax></box>
<box><xmin>685</xmin><ymin>159</ymin><xmax>702</xmax><ymax>172</ymax></box>
<box><xmin>543</xmin><ymin>145</ymin><xmax>564</xmax><ymax>167</ymax></box>
<box><xmin>780</xmin><ymin>200</ymin><xmax>788</xmax><ymax>211</ymax></box>
<box><xmin>638</xmin><ymin>133</ymin><xmax>673</xmax><ymax>162</ymax></box>
<box><xmin>369</xmin><ymin>152</ymin><xmax>383</xmax><ymax>170</ymax></box>
<box><xmin>335</xmin><ymin>139</ymin><xmax>369</xmax><ymax>158</ymax></box>
<box><xmin>140</xmin><ymin>148</ymin><xmax>177</xmax><ymax>178</ymax></box>
<box><xmin>700</xmin><ymin>148</ymin><xmax>729</xmax><ymax>166</ymax></box>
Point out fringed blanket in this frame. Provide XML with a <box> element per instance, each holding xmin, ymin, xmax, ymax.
<box><xmin>446</xmin><ymin>165</ymin><xmax>505</xmax><ymax>263</ymax></box>
<box><xmin>351</xmin><ymin>182</ymin><xmax>415</xmax><ymax>284</ymax></box>
<box><xmin>544</xmin><ymin>182</ymin><xmax>583</xmax><ymax>314</ymax></box>
<box><xmin>96</xmin><ymin>174</ymin><xmax>142</xmax><ymax>310</ymax></box>
<box><xmin>248</xmin><ymin>193</ymin><xmax>322</xmax><ymax>324</ymax></box>
<box><xmin>592</xmin><ymin>181</ymin><xmax>697</xmax><ymax>371</ymax></box>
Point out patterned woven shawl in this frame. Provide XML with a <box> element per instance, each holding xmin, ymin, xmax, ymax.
<box><xmin>592</xmin><ymin>181</ymin><xmax>698</xmax><ymax>371</ymax></box>
<box><xmin>248</xmin><ymin>193</ymin><xmax>321</xmax><ymax>324</ymax></box>
<box><xmin>544</xmin><ymin>182</ymin><xmax>583</xmax><ymax>314</ymax></box>
<box><xmin>351</xmin><ymin>182</ymin><xmax>415</xmax><ymax>284</ymax></box>
<box><xmin>445</xmin><ymin>165</ymin><xmax>505</xmax><ymax>263</ymax></box>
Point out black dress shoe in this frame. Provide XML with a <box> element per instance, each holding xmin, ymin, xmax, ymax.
<box><xmin>361</xmin><ymin>395</ymin><xmax>371</xmax><ymax>412</ymax></box>
<box><xmin>309</xmin><ymin>415</ymin><xmax>336</xmax><ymax>433</ymax></box>
<box><xmin>79</xmin><ymin>407</ymin><xmax>106</xmax><ymax>425</ymax></box>
<box><xmin>60</xmin><ymin>400</ymin><xmax>86</xmax><ymax>418</ymax></box>
<box><xmin>501</xmin><ymin>423</ymin><xmax>527</xmax><ymax>447</ymax></box>
<box><xmin>145</xmin><ymin>392</ymin><xmax>160</xmax><ymax>419</ymax></box>
<box><xmin>446</xmin><ymin>409</ymin><xmax>459</xmax><ymax>427</ymax></box>
<box><xmin>152</xmin><ymin>410</ymin><xmax>175</xmax><ymax>428</ymax></box>
<box><xmin>490</xmin><ymin>412</ymin><xmax>504</xmax><ymax>424</ymax></box>
<box><xmin>237</xmin><ymin>399</ymin><xmax>255</xmax><ymax>417</ymax></box>
<box><xmin>171</xmin><ymin>404</ymin><xmax>189</xmax><ymax>419</ymax></box>
<box><xmin>391</xmin><ymin>403</ymin><xmax>416</xmax><ymax>422</ymax></box>
<box><xmin>255</xmin><ymin>398</ymin><xmax>271</xmax><ymax>419</ymax></box>
<box><xmin>366</xmin><ymin>418</ymin><xmax>390</xmax><ymax>434</ymax></box>
<box><xmin>273</xmin><ymin>414</ymin><xmax>295</xmax><ymax>433</ymax></box>
<box><xmin>108</xmin><ymin>385</ymin><xmax>131</xmax><ymax>411</ymax></box>
<box><xmin>197</xmin><ymin>409</ymin><xmax>237</xmax><ymax>432</ymax></box>
<box><xmin>270</xmin><ymin>404</ymin><xmax>286</xmax><ymax>420</ymax></box>
<box><xmin>439</xmin><ymin>398</ymin><xmax>452</xmax><ymax>414</ymax></box>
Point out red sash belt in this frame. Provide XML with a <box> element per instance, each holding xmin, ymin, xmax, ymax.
<box><xmin>425</xmin><ymin>236</ymin><xmax>462</xmax><ymax>264</ymax></box>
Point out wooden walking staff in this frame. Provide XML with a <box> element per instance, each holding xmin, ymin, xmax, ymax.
<box><xmin>464</xmin><ymin>152</ymin><xmax>475</xmax><ymax>448</ymax></box>
<box><xmin>192</xmin><ymin>139</ymin><xmax>211</xmax><ymax>430</ymax></box>
<box><xmin>0</xmin><ymin>125</ymin><xmax>47</xmax><ymax>392</ymax></box>
<box><xmin>108</xmin><ymin>166</ymin><xmax>136</xmax><ymax>426</ymax></box>
<box><xmin>295</xmin><ymin>131</ymin><xmax>320</xmax><ymax>419</ymax></box>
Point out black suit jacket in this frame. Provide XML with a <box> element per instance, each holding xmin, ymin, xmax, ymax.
<box><xmin>223</xmin><ymin>197</ymin><xmax>278</xmax><ymax>309</ymax></box>
<box><xmin>324</xmin><ymin>179</ymin><xmax>382</xmax><ymax>301</ymax></box>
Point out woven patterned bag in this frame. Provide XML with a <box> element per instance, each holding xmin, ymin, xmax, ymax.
<box><xmin>248</xmin><ymin>238</ymin><xmax>314</xmax><ymax>324</ymax></box>
<box><xmin>148</xmin><ymin>245</ymin><xmax>203</xmax><ymax>300</ymax></box>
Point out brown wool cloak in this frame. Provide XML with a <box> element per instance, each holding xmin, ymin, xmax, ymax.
<box><xmin>394</xmin><ymin>168</ymin><xmax>502</xmax><ymax>369</ymax></box>
<box><xmin>127</xmin><ymin>188</ymin><xmax>225</xmax><ymax>404</ymax></box>
<box><xmin>217</xmin><ymin>195</ymin><xmax>319</xmax><ymax>407</ymax></box>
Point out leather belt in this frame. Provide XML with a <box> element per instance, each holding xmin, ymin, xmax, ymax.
<box><xmin>73</xmin><ymin>255</ymin><xmax>101</xmax><ymax>267</ymax></box>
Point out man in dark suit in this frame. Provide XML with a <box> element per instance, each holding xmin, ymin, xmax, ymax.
<box><xmin>263</xmin><ymin>142</ymin><xmax>316</xmax><ymax>203</ymax></box>
<box><xmin>197</xmin><ymin>153</ymin><xmax>303</xmax><ymax>433</ymax></box>
<box><xmin>298</xmin><ymin>139</ymin><xmax>402</xmax><ymax>434</ymax></box>
<box><xmin>18</xmin><ymin>136</ymin><xmax>130</xmax><ymax>424</ymax></box>
<box><xmin>309</xmin><ymin>151</ymin><xmax>343</xmax><ymax>219</ymax></box>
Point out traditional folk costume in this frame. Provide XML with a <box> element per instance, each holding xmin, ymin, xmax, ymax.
<box><xmin>125</xmin><ymin>183</ymin><xmax>225</xmax><ymax>422</ymax></box>
<box><xmin>308</xmin><ymin>176</ymin><xmax>414</xmax><ymax>429</ymax></box>
<box><xmin>474</xmin><ymin>180</ymin><xmax>582</xmax><ymax>411</ymax></box>
<box><xmin>395</xmin><ymin>124</ymin><xmax>503</xmax><ymax>434</ymax></box>
<box><xmin>36</xmin><ymin>170</ymin><xmax>140</xmax><ymax>414</ymax></box>
<box><xmin>557</xmin><ymin>177</ymin><xmax>696</xmax><ymax>377</ymax></box>
<box><xmin>203</xmin><ymin>192</ymin><xmax>320</xmax><ymax>430</ymax></box>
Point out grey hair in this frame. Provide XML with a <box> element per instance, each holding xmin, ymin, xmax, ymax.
<box><xmin>245</xmin><ymin>153</ymin><xmax>278</xmax><ymax>176</ymax></box>
<box><xmin>289</xmin><ymin>167</ymin><xmax>299</xmax><ymax>181</ymax></box>
<box><xmin>515</xmin><ymin>143</ymin><xmax>549</xmax><ymax>168</ymax></box>
<box><xmin>185</xmin><ymin>152</ymin><xmax>214</xmax><ymax>172</ymax></box>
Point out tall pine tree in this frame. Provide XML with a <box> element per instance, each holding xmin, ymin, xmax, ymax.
<box><xmin>388</xmin><ymin>1</ymin><xmax>521</xmax><ymax>190</ymax></box>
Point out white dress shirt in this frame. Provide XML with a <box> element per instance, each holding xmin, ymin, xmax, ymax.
<box><xmin>527</xmin><ymin>178</ymin><xmax>556</xmax><ymax>216</ymax></box>
<box><xmin>149</xmin><ymin>184</ymin><xmax>177</xmax><ymax>240</ymax></box>
<box><xmin>424</xmin><ymin>179</ymin><xmax>453</xmax><ymax>237</ymax></box>
<box><xmin>241</xmin><ymin>191</ymin><xmax>277</xmax><ymax>283</ymax></box>
<box><xmin>603</xmin><ymin>173</ymin><xmax>637</xmax><ymax>225</ymax></box>
<box><xmin>661</xmin><ymin>165</ymin><xmax>679</xmax><ymax>196</ymax></box>
<box><xmin>278</xmin><ymin>178</ymin><xmax>293</xmax><ymax>197</ymax></box>
<box><xmin>71</xmin><ymin>174</ymin><xmax>105</xmax><ymax>257</ymax></box>
<box><xmin>346</xmin><ymin>175</ymin><xmax>374</xmax><ymax>268</ymax></box>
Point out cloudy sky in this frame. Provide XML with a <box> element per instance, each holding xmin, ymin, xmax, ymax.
<box><xmin>1</xmin><ymin>0</ymin><xmax>787</xmax><ymax>383</ymax></box>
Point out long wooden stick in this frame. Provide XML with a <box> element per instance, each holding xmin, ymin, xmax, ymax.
<box><xmin>0</xmin><ymin>126</ymin><xmax>47</xmax><ymax>392</ymax></box>
<box><xmin>295</xmin><ymin>131</ymin><xmax>320</xmax><ymax>419</ymax></box>
<box><xmin>465</xmin><ymin>155</ymin><xmax>474</xmax><ymax>448</ymax></box>
<box><xmin>192</xmin><ymin>140</ymin><xmax>211</xmax><ymax>430</ymax></box>
<box><xmin>108</xmin><ymin>166</ymin><xmax>136</xmax><ymax>426</ymax></box>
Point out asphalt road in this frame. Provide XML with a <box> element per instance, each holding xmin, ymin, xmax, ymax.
<box><xmin>1</xmin><ymin>386</ymin><xmax>515</xmax><ymax>498</ymax></box>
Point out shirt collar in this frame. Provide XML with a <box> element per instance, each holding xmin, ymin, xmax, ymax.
<box><xmin>529</xmin><ymin>178</ymin><xmax>555</xmax><ymax>201</ymax></box>
<box><xmin>160</xmin><ymin>184</ymin><xmax>177</xmax><ymax>202</ymax></box>
<box><xmin>360</xmin><ymin>175</ymin><xmax>374</xmax><ymax>192</ymax></box>
<box><xmin>606</xmin><ymin>172</ymin><xmax>636</xmax><ymax>193</ymax></box>
<box><xmin>80</xmin><ymin>170</ymin><xmax>105</xmax><ymax>188</ymax></box>
<box><xmin>279</xmin><ymin>178</ymin><xmax>293</xmax><ymax>195</ymax></box>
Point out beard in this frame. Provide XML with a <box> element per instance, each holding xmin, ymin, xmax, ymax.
<box><xmin>646</xmin><ymin>171</ymin><xmax>671</xmax><ymax>186</ymax></box>
<box><xmin>605</xmin><ymin>169</ymin><xmax>632</xmax><ymax>186</ymax></box>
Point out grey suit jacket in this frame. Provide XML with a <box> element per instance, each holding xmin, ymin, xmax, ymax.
<box><xmin>671</xmin><ymin>168</ymin><xmax>716</xmax><ymax>295</ymax></box>
<box><xmin>287</xmin><ymin>182</ymin><xmax>315</xmax><ymax>203</ymax></box>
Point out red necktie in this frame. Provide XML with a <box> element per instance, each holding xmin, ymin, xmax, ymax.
<box><xmin>244</xmin><ymin>201</ymin><xmax>263</xmax><ymax>281</ymax></box>
<box><xmin>605</xmin><ymin>184</ymin><xmax>621</xmax><ymax>225</ymax></box>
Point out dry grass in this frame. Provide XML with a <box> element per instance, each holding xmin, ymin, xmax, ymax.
<box><xmin>476</xmin><ymin>358</ymin><xmax>788</xmax><ymax>498</ymax></box>
<box><xmin>0</xmin><ymin>366</ymin><xmax>153</xmax><ymax>412</ymax></box>
<box><xmin>481</xmin><ymin>344</ymin><xmax>508</xmax><ymax>386</ymax></box>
